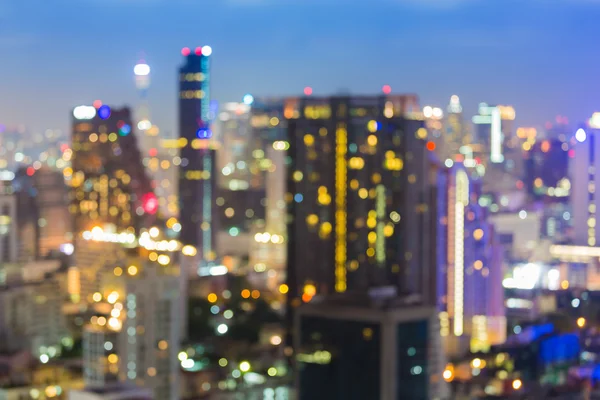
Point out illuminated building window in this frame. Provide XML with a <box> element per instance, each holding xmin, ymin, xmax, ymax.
<box><xmin>304</xmin><ymin>134</ymin><xmax>315</xmax><ymax>146</ymax></box>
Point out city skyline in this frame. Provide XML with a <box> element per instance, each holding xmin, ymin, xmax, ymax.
<box><xmin>1</xmin><ymin>0</ymin><xmax>600</xmax><ymax>135</ymax></box>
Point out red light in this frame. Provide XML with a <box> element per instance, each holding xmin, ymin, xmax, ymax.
<box><xmin>569</xmin><ymin>149</ymin><xmax>575</xmax><ymax>158</ymax></box>
<box><xmin>142</xmin><ymin>193</ymin><xmax>158</xmax><ymax>215</ymax></box>
<box><xmin>60</xmin><ymin>144</ymin><xmax>69</xmax><ymax>152</ymax></box>
<box><xmin>93</xmin><ymin>100</ymin><xmax>102</xmax><ymax>109</ymax></box>
<box><xmin>304</xmin><ymin>87</ymin><xmax>313</xmax><ymax>96</ymax></box>
<box><xmin>26</xmin><ymin>167</ymin><xmax>35</xmax><ymax>176</ymax></box>
<box><xmin>475</xmin><ymin>157</ymin><xmax>481</xmax><ymax>164</ymax></box>
<box><xmin>455</xmin><ymin>154</ymin><xmax>464</xmax><ymax>162</ymax></box>
<box><xmin>194</xmin><ymin>47</ymin><xmax>202</xmax><ymax>55</ymax></box>
<box><xmin>117</xmin><ymin>120</ymin><xmax>125</xmax><ymax>129</ymax></box>
<box><xmin>516</xmin><ymin>180</ymin><xmax>524</xmax><ymax>190</ymax></box>
<box><xmin>426</xmin><ymin>141</ymin><xmax>436</xmax><ymax>151</ymax></box>
<box><xmin>181</xmin><ymin>47</ymin><xmax>191</xmax><ymax>56</ymax></box>
<box><xmin>149</xmin><ymin>148</ymin><xmax>158</xmax><ymax>157</ymax></box>
<box><xmin>382</xmin><ymin>85</ymin><xmax>392</xmax><ymax>94</ymax></box>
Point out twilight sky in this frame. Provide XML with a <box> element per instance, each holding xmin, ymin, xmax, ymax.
<box><xmin>1</xmin><ymin>0</ymin><xmax>599</xmax><ymax>137</ymax></box>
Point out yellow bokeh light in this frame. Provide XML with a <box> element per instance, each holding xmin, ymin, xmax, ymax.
<box><xmin>128</xmin><ymin>265</ymin><xmax>138</xmax><ymax>276</ymax></box>
<box><xmin>207</xmin><ymin>293</ymin><xmax>218</xmax><ymax>303</ymax></box>
<box><xmin>367</xmin><ymin>120</ymin><xmax>378</xmax><ymax>133</ymax></box>
<box><xmin>367</xmin><ymin>135</ymin><xmax>378</xmax><ymax>146</ymax></box>
<box><xmin>279</xmin><ymin>284</ymin><xmax>289</xmax><ymax>294</ymax></box>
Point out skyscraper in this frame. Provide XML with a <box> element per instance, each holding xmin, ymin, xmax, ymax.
<box><xmin>437</xmin><ymin>166</ymin><xmax>506</xmax><ymax>356</ymax></box>
<box><xmin>14</xmin><ymin>166</ymin><xmax>71</xmax><ymax>259</ymax></box>
<box><xmin>295</xmin><ymin>296</ymin><xmax>449</xmax><ymax>400</ymax></box>
<box><xmin>0</xmin><ymin>180</ymin><xmax>17</xmax><ymax>264</ymax></box>
<box><xmin>572</xmin><ymin>126</ymin><xmax>600</xmax><ymax>246</ymax></box>
<box><xmin>70</xmin><ymin>105</ymin><xmax>154</xmax><ymax>235</ymax></box>
<box><xmin>286</xmin><ymin>95</ymin><xmax>435</xmax><ymax>305</ymax></box>
<box><xmin>177</xmin><ymin>46</ymin><xmax>216</xmax><ymax>264</ymax></box>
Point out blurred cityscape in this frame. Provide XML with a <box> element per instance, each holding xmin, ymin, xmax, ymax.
<box><xmin>0</xmin><ymin>42</ymin><xmax>600</xmax><ymax>400</ymax></box>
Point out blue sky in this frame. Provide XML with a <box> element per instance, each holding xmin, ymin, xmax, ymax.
<box><xmin>1</xmin><ymin>0</ymin><xmax>599</xmax><ymax>136</ymax></box>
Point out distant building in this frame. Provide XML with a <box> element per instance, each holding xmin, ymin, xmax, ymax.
<box><xmin>437</xmin><ymin>167</ymin><xmax>506</xmax><ymax>356</ymax></box>
<box><xmin>571</xmin><ymin>126</ymin><xmax>599</xmax><ymax>246</ymax></box>
<box><xmin>0</xmin><ymin>180</ymin><xmax>17</xmax><ymax>264</ymax></box>
<box><xmin>523</xmin><ymin>139</ymin><xmax>570</xmax><ymax>203</ymax></box>
<box><xmin>119</xmin><ymin>260</ymin><xmax>180</xmax><ymax>400</ymax></box>
<box><xmin>13</xmin><ymin>166</ymin><xmax>71</xmax><ymax>260</ymax></box>
<box><xmin>83</xmin><ymin>325</ymin><xmax>119</xmax><ymax>387</ymax></box>
<box><xmin>69</xmin><ymin>385</ymin><xmax>152</xmax><ymax>400</ymax></box>
<box><xmin>295</xmin><ymin>294</ymin><xmax>450</xmax><ymax>400</ymax></box>
<box><xmin>70</xmin><ymin>105</ymin><xmax>153</xmax><ymax>236</ymax></box>
<box><xmin>286</xmin><ymin>94</ymin><xmax>436</xmax><ymax>303</ymax></box>
<box><xmin>178</xmin><ymin>48</ymin><xmax>216</xmax><ymax>257</ymax></box>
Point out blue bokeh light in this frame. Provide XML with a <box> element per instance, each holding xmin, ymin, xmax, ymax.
<box><xmin>119</xmin><ymin>124</ymin><xmax>131</xmax><ymax>136</ymax></box>
<box><xmin>196</xmin><ymin>128</ymin><xmax>212</xmax><ymax>139</ymax></box>
<box><xmin>98</xmin><ymin>105</ymin><xmax>111</xmax><ymax>120</ymax></box>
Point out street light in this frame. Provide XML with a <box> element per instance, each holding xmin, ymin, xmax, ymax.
<box><xmin>578</xmin><ymin>317</ymin><xmax>586</xmax><ymax>328</ymax></box>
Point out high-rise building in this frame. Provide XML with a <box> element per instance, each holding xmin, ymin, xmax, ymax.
<box><xmin>0</xmin><ymin>180</ymin><xmax>17</xmax><ymax>264</ymax></box>
<box><xmin>572</xmin><ymin>126</ymin><xmax>599</xmax><ymax>246</ymax></box>
<box><xmin>70</xmin><ymin>105</ymin><xmax>154</xmax><ymax>236</ymax></box>
<box><xmin>82</xmin><ymin>325</ymin><xmax>120</xmax><ymax>387</ymax></box>
<box><xmin>177</xmin><ymin>46</ymin><xmax>216</xmax><ymax>262</ymax></box>
<box><xmin>13</xmin><ymin>166</ymin><xmax>71</xmax><ymax>259</ymax></box>
<box><xmin>436</xmin><ymin>166</ymin><xmax>506</xmax><ymax>356</ymax></box>
<box><xmin>523</xmin><ymin>138</ymin><xmax>570</xmax><ymax>203</ymax></box>
<box><xmin>295</xmin><ymin>294</ymin><xmax>449</xmax><ymax>400</ymax></box>
<box><xmin>119</xmin><ymin>260</ymin><xmax>180</xmax><ymax>400</ymax></box>
<box><xmin>471</xmin><ymin>103</ymin><xmax>516</xmax><ymax>165</ymax></box>
<box><xmin>286</xmin><ymin>95</ymin><xmax>435</xmax><ymax>304</ymax></box>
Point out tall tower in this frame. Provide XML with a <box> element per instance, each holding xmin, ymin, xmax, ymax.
<box><xmin>70</xmin><ymin>105</ymin><xmax>154</xmax><ymax>235</ymax></box>
<box><xmin>572</xmin><ymin>127</ymin><xmax>600</xmax><ymax>246</ymax></box>
<box><xmin>133</xmin><ymin>59</ymin><xmax>154</xmax><ymax>152</ymax></box>
<box><xmin>286</xmin><ymin>94</ymin><xmax>434</xmax><ymax>304</ymax></box>
<box><xmin>177</xmin><ymin>46</ymin><xmax>216</xmax><ymax>264</ymax></box>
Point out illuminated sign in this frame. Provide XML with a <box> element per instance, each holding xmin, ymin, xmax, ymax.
<box><xmin>73</xmin><ymin>106</ymin><xmax>96</xmax><ymax>120</ymax></box>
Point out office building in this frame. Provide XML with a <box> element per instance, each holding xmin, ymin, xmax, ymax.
<box><xmin>69</xmin><ymin>385</ymin><xmax>152</xmax><ymax>400</ymax></box>
<box><xmin>471</xmin><ymin>103</ymin><xmax>516</xmax><ymax>166</ymax></box>
<box><xmin>0</xmin><ymin>180</ymin><xmax>17</xmax><ymax>264</ymax></box>
<box><xmin>523</xmin><ymin>139</ymin><xmax>570</xmax><ymax>203</ymax></box>
<box><xmin>70</xmin><ymin>105</ymin><xmax>154</xmax><ymax>235</ymax></box>
<box><xmin>295</xmin><ymin>293</ymin><xmax>449</xmax><ymax>400</ymax></box>
<box><xmin>119</xmin><ymin>260</ymin><xmax>181</xmax><ymax>400</ymax></box>
<box><xmin>13</xmin><ymin>166</ymin><xmax>71</xmax><ymax>260</ymax></box>
<box><xmin>286</xmin><ymin>95</ymin><xmax>435</xmax><ymax>304</ymax></box>
<box><xmin>572</xmin><ymin>126</ymin><xmax>599</xmax><ymax>246</ymax></box>
<box><xmin>83</xmin><ymin>325</ymin><xmax>120</xmax><ymax>387</ymax></box>
<box><xmin>215</xmin><ymin>102</ymin><xmax>253</xmax><ymax>189</ymax></box>
<box><xmin>178</xmin><ymin>46</ymin><xmax>217</xmax><ymax>264</ymax></box>
<box><xmin>437</xmin><ymin>167</ymin><xmax>506</xmax><ymax>356</ymax></box>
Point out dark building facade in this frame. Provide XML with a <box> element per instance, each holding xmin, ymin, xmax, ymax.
<box><xmin>177</xmin><ymin>49</ymin><xmax>216</xmax><ymax>261</ymax></box>
<box><xmin>523</xmin><ymin>139</ymin><xmax>570</xmax><ymax>203</ymax></box>
<box><xmin>70</xmin><ymin>106</ymin><xmax>152</xmax><ymax>235</ymax></box>
<box><xmin>286</xmin><ymin>95</ymin><xmax>436</xmax><ymax>305</ymax></box>
<box><xmin>295</xmin><ymin>299</ymin><xmax>447</xmax><ymax>400</ymax></box>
